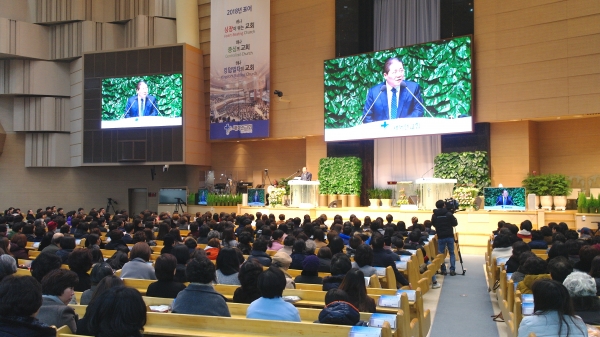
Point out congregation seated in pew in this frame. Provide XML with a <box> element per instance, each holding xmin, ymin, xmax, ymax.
<box><xmin>146</xmin><ymin>254</ymin><xmax>187</xmax><ymax>299</ymax></box>
<box><xmin>246</xmin><ymin>266</ymin><xmax>301</xmax><ymax>322</ymax></box>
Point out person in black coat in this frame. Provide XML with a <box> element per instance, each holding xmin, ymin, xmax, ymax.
<box><xmin>431</xmin><ymin>200</ymin><xmax>458</xmax><ymax>275</ymax></box>
<box><xmin>146</xmin><ymin>254</ymin><xmax>186</xmax><ymax>299</ymax></box>
<box><xmin>294</xmin><ymin>255</ymin><xmax>323</xmax><ymax>285</ymax></box>
<box><xmin>528</xmin><ymin>230</ymin><xmax>548</xmax><ymax>250</ymax></box>
<box><xmin>505</xmin><ymin>241</ymin><xmax>531</xmax><ymax>274</ymax></box>
<box><xmin>104</xmin><ymin>230</ymin><xmax>128</xmax><ymax>251</ymax></box>
<box><xmin>68</xmin><ymin>248</ymin><xmax>93</xmax><ymax>292</ymax></box>
<box><xmin>289</xmin><ymin>239</ymin><xmax>307</xmax><ymax>270</ymax></box>
<box><xmin>371</xmin><ymin>233</ymin><xmax>409</xmax><ymax>287</ymax></box>
<box><xmin>247</xmin><ymin>238</ymin><xmax>272</xmax><ymax>267</ymax></box>
<box><xmin>0</xmin><ymin>275</ymin><xmax>56</xmax><ymax>337</ymax></box>
<box><xmin>233</xmin><ymin>260</ymin><xmax>263</xmax><ymax>304</ymax></box>
<box><xmin>318</xmin><ymin>289</ymin><xmax>360</xmax><ymax>326</ymax></box>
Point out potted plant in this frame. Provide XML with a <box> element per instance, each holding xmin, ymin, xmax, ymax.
<box><xmin>577</xmin><ymin>192</ymin><xmax>587</xmax><ymax>213</ymax></box>
<box><xmin>588</xmin><ymin>194</ymin><xmax>597</xmax><ymax>213</ymax></box>
<box><xmin>535</xmin><ymin>174</ymin><xmax>553</xmax><ymax>210</ymax></box>
<box><xmin>549</xmin><ymin>174</ymin><xmax>571</xmax><ymax>211</ymax></box>
<box><xmin>269</xmin><ymin>187</ymin><xmax>286</xmax><ymax>207</ymax></box>
<box><xmin>367</xmin><ymin>188</ymin><xmax>380</xmax><ymax>208</ymax></box>
<box><xmin>453</xmin><ymin>186</ymin><xmax>479</xmax><ymax>210</ymax></box>
<box><xmin>380</xmin><ymin>188</ymin><xmax>393</xmax><ymax>208</ymax></box>
<box><xmin>522</xmin><ymin>173</ymin><xmax>540</xmax><ymax>209</ymax></box>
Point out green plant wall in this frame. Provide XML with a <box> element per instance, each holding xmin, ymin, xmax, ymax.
<box><xmin>318</xmin><ymin>157</ymin><xmax>362</xmax><ymax>195</ymax></box>
<box><xmin>102</xmin><ymin>73</ymin><xmax>183</xmax><ymax>121</ymax></box>
<box><xmin>434</xmin><ymin>151</ymin><xmax>490</xmax><ymax>193</ymax></box>
<box><xmin>324</xmin><ymin>36</ymin><xmax>472</xmax><ymax>129</ymax></box>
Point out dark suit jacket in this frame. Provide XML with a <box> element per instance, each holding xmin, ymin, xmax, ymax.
<box><xmin>124</xmin><ymin>95</ymin><xmax>159</xmax><ymax>118</ymax></box>
<box><xmin>301</xmin><ymin>172</ymin><xmax>312</xmax><ymax>181</ymax></box>
<box><xmin>496</xmin><ymin>195</ymin><xmax>514</xmax><ymax>206</ymax></box>
<box><xmin>362</xmin><ymin>81</ymin><xmax>424</xmax><ymax>123</ymax></box>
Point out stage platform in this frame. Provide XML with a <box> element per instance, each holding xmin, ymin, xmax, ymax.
<box><xmin>175</xmin><ymin>205</ymin><xmax>578</xmax><ymax>255</ymax></box>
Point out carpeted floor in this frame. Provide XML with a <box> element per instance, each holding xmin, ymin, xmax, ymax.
<box><xmin>429</xmin><ymin>255</ymin><xmax>500</xmax><ymax>337</ymax></box>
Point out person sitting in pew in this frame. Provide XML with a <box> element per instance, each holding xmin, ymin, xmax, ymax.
<box><xmin>317</xmin><ymin>246</ymin><xmax>333</xmax><ymax>273</ymax></box>
<box><xmin>371</xmin><ymin>233</ymin><xmax>410</xmax><ymax>287</ymax></box>
<box><xmin>172</xmin><ymin>255</ymin><xmax>230</xmax><ymax>317</ymax></box>
<box><xmin>318</xmin><ymin>288</ymin><xmax>361</xmax><ymax>326</ymax></box>
<box><xmin>516</xmin><ymin>257</ymin><xmax>551</xmax><ymax>294</ymax></box>
<box><xmin>246</xmin><ymin>266</ymin><xmax>301</xmax><ymax>322</ymax></box>
<box><xmin>323</xmin><ymin>253</ymin><xmax>353</xmax><ymax>291</ymax></box>
<box><xmin>528</xmin><ymin>230</ymin><xmax>548</xmax><ymax>250</ymax></box>
<box><xmin>120</xmin><ymin>243</ymin><xmax>156</xmax><ymax>280</ymax></box>
<box><xmin>505</xmin><ymin>241</ymin><xmax>531</xmax><ymax>274</ymax></box>
<box><xmin>547</xmin><ymin>256</ymin><xmax>574</xmax><ymax>284</ymax></box>
<box><xmin>351</xmin><ymin>244</ymin><xmax>377</xmax><ymax>277</ymax></box>
<box><xmin>517</xmin><ymin>279</ymin><xmax>587</xmax><ymax>337</ymax></box>
<box><xmin>247</xmin><ymin>237</ymin><xmax>272</xmax><ymax>267</ymax></box>
<box><xmin>84</xmin><ymin>286</ymin><xmax>146</xmax><ymax>337</ymax></box>
<box><xmin>339</xmin><ymin>268</ymin><xmax>376</xmax><ymax>313</ymax></box>
<box><xmin>0</xmin><ymin>255</ymin><xmax>16</xmax><ymax>281</ymax></box>
<box><xmin>76</xmin><ymin>275</ymin><xmax>124</xmax><ymax>335</ymax></box>
<box><xmin>233</xmin><ymin>260</ymin><xmax>264</xmax><ymax>304</ymax></box>
<box><xmin>37</xmin><ymin>269</ymin><xmax>79</xmax><ymax>332</ymax></box>
<box><xmin>0</xmin><ymin>275</ymin><xmax>56</xmax><ymax>337</ymax></box>
<box><xmin>80</xmin><ymin>262</ymin><xmax>114</xmax><ymax>305</ymax></box>
<box><xmin>272</xmin><ymin>251</ymin><xmax>295</xmax><ymax>288</ymax></box>
<box><xmin>294</xmin><ymin>255</ymin><xmax>323</xmax><ymax>285</ymax></box>
<box><xmin>563</xmin><ymin>271</ymin><xmax>600</xmax><ymax>325</ymax></box>
<box><xmin>146</xmin><ymin>254</ymin><xmax>187</xmax><ymax>299</ymax></box>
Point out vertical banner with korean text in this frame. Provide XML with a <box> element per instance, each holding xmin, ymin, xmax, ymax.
<box><xmin>210</xmin><ymin>1</ymin><xmax>270</xmax><ymax>140</ymax></box>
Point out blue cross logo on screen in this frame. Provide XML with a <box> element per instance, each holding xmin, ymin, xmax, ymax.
<box><xmin>381</xmin><ymin>121</ymin><xmax>389</xmax><ymax>128</ymax></box>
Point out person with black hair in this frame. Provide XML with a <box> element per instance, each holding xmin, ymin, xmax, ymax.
<box><xmin>167</xmin><ymin>244</ymin><xmax>188</xmax><ymax>282</ymax></box>
<box><xmin>146</xmin><ymin>254</ymin><xmax>186</xmax><ymax>298</ymax></box>
<box><xmin>237</xmin><ymin>231</ymin><xmax>253</xmax><ymax>255</ymax></box>
<box><xmin>517</xmin><ymin>279</ymin><xmax>586</xmax><ymax>337</ymax></box>
<box><xmin>574</xmin><ymin>245</ymin><xmax>600</xmax><ymax>273</ymax></box>
<box><xmin>328</xmin><ymin>235</ymin><xmax>345</xmax><ymax>256</ymax></box>
<box><xmin>246</xmin><ymin>266</ymin><xmax>301</xmax><ymax>322</ymax></box>
<box><xmin>491</xmin><ymin>234</ymin><xmax>513</xmax><ymax>262</ymax></box>
<box><xmin>351</xmin><ymin>244</ymin><xmax>377</xmax><ymax>277</ymax></box>
<box><xmin>317</xmin><ymin>246</ymin><xmax>333</xmax><ymax>273</ymax></box>
<box><xmin>247</xmin><ymin>237</ymin><xmax>272</xmax><ymax>266</ymax></box>
<box><xmin>172</xmin><ymin>256</ymin><xmax>230</xmax><ymax>317</ymax></box>
<box><xmin>323</xmin><ymin>253</ymin><xmax>353</xmax><ymax>291</ymax></box>
<box><xmin>318</xmin><ymin>288</ymin><xmax>361</xmax><ymax>326</ymax></box>
<box><xmin>37</xmin><ymin>269</ymin><xmax>79</xmax><ymax>332</ymax></box>
<box><xmin>233</xmin><ymin>260</ymin><xmax>263</xmax><ymax>303</ymax></box>
<box><xmin>547</xmin><ymin>256</ymin><xmax>574</xmax><ymax>283</ymax></box>
<box><xmin>528</xmin><ymin>230</ymin><xmax>548</xmax><ymax>249</ymax></box>
<box><xmin>216</xmin><ymin>247</ymin><xmax>241</xmax><ymax>285</ymax></box>
<box><xmin>517</xmin><ymin>257</ymin><xmax>551</xmax><ymax>294</ymax></box>
<box><xmin>565</xmin><ymin>239</ymin><xmax>583</xmax><ymax>265</ymax></box>
<box><xmin>517</xmin><ymin>220</ymin><xmax>533</xmax><ymax>239</ymax></box>
<box><xmin>67</xmin><ymin>248</ymin><xmax>93</xmax><ymax>291</ymax></box>
<box><xmin>80</xmin><ymin>262</ymin><xmax>114</xmax><ymax>305</ymax></box>
<box><xmin>84</xmin><ymin>286</ymin><xmax>146</xmax><ymax>337</ymax></box>
<box><xmin>540</xmin><ymin>225</ymin><xmax>553</xmax><ymax>245</ymax></box>
<box><xmin>548</xmin><ymin>241</ymin><xmax>569</xmax><ymax>262</ymax></box>
<box><xmin>505</xmin><ymin>241</ymin><xmax>531</xmax><ymax>273</ymax></box>
<box><xmin>339</xmin><ymin>268</ymin><xmax>376</xmax><ymax>313</ymax></box>
<box><xmin>31</xmin><ymin>251</ymin><xmax>63</xmax><ymax>283</ymax></box>
<box><xmin>0</xmin><ymin>275</ymin><xmax>56</xmax><ymax>336</ymax></box>
<box><xmin>371</xmin><ymin>233</ymin><xmax>410</xmax><ymax>287</ymax></box>
<box><xmin>105</xmin><ymin>230</ymin><xmax>127</xmax><ymax>250</ymax></box>
<box><xmin>289</xmin><ymin>239</ymin><xmax>307</xmax><ymax>270</ymax></box>
<box><xmin>431</xmin><ymin>199</ymin><xmax>458</xmax><ymax>276</ymax></box>
<box><xmin>121</xmin><ymin>243</ymin><xmax>156</xmax><ymax>280</ymax></box>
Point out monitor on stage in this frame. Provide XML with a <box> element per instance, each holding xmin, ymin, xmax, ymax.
<box><xmin>247</xmin><ymin>188</ymin><xmax>265</xmax><ymax>207</ymax></box>
<box><xmin>323</xmin><ymin>35</ymin><xmax>473</xmax><ymax>141</ymax></box>
<box><xmin>483</xmin><ymin>187</ymin><xmax>526</xmax><ymax>211</ymax></box>
<box><xmin>159</xmin><ymin>188</ymin><xmax>187</xmax><ymax>205</ymax></box>
<box><xmin>197</xmin><ymin>188</ymin><xmax>209</xmax><ymax>206</ymax></box>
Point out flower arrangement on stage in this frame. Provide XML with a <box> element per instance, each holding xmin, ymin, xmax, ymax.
<box><xmin>269</xmin><ymin>187</ymin><xmax>286</xmax><ymax>207</ymax></box>
<box><xmin>453</xmin><ymin>186</ymin><xmax>479</xmax><ymax>208</ymax></box>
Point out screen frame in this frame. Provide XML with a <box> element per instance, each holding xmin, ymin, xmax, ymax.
<box><xmin>483</xmin><ymin>187</ymin><xmax>526</xmax><ymax>211</ymax></box>
<box><xmin>158</xmin><ymin>188</ymin><xmax>188</xmax><ymax>205</ymax></box>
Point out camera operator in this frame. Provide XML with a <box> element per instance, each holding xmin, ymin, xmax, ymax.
<box><xmin>431</xmin><ymin>199</ymin><xmax>458</xmax><ymax>276</ymax></box>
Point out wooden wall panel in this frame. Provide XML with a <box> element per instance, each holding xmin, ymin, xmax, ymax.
<box><xmin>490</xmin><ymin>121</ymin><xmax>533</xmax><ymax>187</ymax></box>
<box><xmin>475</xmin><ymin>1</ymin><xmax>600</xmax><ymax>123</ymax></box>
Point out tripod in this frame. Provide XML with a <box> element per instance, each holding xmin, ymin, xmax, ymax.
<box><xmin>106</xmin><ymin>198</ymin><xmax>117</xmax><ymax>216</ymax></box>
<box><xmin>453</xmin><ymin>226</ymin><xmax>467</xmax><ymax>275</ymax></box>
<box><xmin>174</xmin><ymin>198</ymin><xmax>186</xmax><ymax>214</ymax></box>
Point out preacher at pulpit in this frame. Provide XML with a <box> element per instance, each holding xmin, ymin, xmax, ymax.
<box><xmin>496</xmin><ymin>190</ymin><xmax>514</xmax><ymax>206</ymax></box>
<box><xmin>124</xmin><ymin>81</ymin><xmax>159</xmax><ymax>118</ymax></box>
<box><xmin>300</xmin><ymin>167</ymin><xmax>312</xmax><ymax>181</ymax></box>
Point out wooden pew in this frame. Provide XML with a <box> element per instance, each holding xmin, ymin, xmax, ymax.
<box><xmin>57</xmin><ymin>312</ymin><xmax>394</xmax><ymax>337</ymax></box>
<box><xmin>63</xmin><ymin>307</ymin><xmax>394</xmax><ymax>337</ymax></box>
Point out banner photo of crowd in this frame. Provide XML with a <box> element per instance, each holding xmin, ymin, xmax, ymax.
<box><xmin>210</xmin><ymin>0</ymin><xmax>270</xmax><ymax>140</ymax></box>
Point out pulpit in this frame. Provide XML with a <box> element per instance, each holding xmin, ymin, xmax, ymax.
<box><xmin>288</xmin><ymin>180</ymin><xmax>320</xmax><ymax>208</ymax></box>
<box><xmin>415</xmin><ymin>178</ymin><xmax>457</xmax><ymax>210</ymax></box>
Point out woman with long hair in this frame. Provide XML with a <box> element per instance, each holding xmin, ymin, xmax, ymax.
<box><xmin>338</xmin><ymin>268</ymin><xmax>376</xmax><ymax>313</ymax></box>
<box><xmin>517</xmin><ymin>279</ymin><xmax>587</xmax><ymax>337</ymax></box>
<box><xmin>216</xmin><ymin>247</ymin><xmax>241</xmax><ymax>285</ymax></box>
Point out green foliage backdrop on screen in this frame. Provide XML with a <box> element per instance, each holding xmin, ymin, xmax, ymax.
<box><xmin>323</xmin><ymin>36</ymin><xmax>472</xmax><ymax>129</ymax></box>
<box><xmin>102</xmin><ymin>74</ymin><xmax>183</xmax><ymax>121</ymax></box>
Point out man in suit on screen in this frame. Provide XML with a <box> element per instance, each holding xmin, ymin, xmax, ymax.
<box><xmin>124</xmin><ymin>81</ymin><xmax>159</xmax><ymax>118</ymax></box>
<box><xmin>496</xmin><ymin>190</ymin><xmax>514</xmax><ymax>206</ymax></box>
<box><xmin>362</xmin><ymin>58</ymin><xmax>424</xmax><ymax>123</ymax></box>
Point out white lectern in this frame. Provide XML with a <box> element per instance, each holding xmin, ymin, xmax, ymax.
<box><xmin>415</xmin><ymin>178</ymin><xmax>457</xmax><ymax>210</ymax></box>
<box><xmin>288</xmin><ymin>180</ymin><xmax>320</xmax><ymax>208</ymax></box>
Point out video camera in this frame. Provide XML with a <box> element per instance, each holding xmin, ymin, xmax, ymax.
<box><xmin>444</xmin><ymin>197</ymin><xmax>459</xmax><ymax>213</ymax></box>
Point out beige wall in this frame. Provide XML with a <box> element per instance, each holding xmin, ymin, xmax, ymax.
<box><xmin>475</xmin><ymin>0</ymin><xmax>600</xmax><ymax>123</ymax></box>
<box><xmin>480</xmin><ymin>0</ymin><xmax>600</xmax><ymax>188</ymax></box>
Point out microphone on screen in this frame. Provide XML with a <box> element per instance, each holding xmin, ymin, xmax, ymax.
<box><xmin>359</xmin><ymin>85</ymin><xmax>386</xmax><ymax>124</ymax></box>
<box><xmin>400</xmin><ymin>82</ymin><xmax>434</xmax><ymax>118</ymax></box>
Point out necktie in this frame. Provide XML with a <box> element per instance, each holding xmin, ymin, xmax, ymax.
<box><xmin>390</xmin><ymin>88</ymin><xmax>398</xmax><ymax>119</ymax></box>
<box><xmin>138</xmin><ymin>98</ymin><xmax>142</xmax><ymax>117</ymax></box>
<box><xmin>503</xmin><ymin>197</ymin><xmax>506</xmax><ymax>205</ymax></box>
<box><xmin>142</xmin><ymin>98</ymin><xmax>146</xmax><ymax>115</ymax></box>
